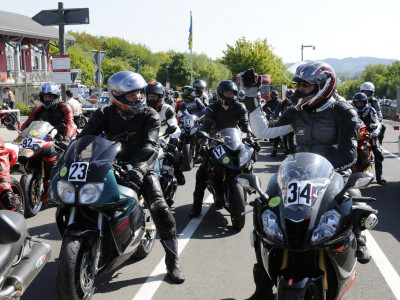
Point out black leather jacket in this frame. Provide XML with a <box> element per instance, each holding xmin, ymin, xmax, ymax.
<box><xmin>368</xmin><ymin>96</ymin><xmax>383</xmax><ymax>120</ymax></box>
<box><xmin>201</xmin><ymin>100</ymin><xmax>253</xmax><ymax>136</ymax></box>
<box><xmin>78</xmin><ymin>105</ymin><xmax>159</xmax><ymax>167</ymax></box>
<box><xmin>249</xmin><ymin>98</ymin><xmax>359</xmax><ymax>172</ymax></box>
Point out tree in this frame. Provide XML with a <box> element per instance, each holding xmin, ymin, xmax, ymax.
<box><xmin>219</xmin><ymin>37</ymin><xmax>287</xmax><ymax>84</ymax></box>
<box><xmin>156</xmin><ymin>53</ymin><xmax>191</xmax><ymax>89</ymax></box>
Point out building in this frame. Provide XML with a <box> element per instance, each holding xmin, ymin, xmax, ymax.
<box><xmin>0</xmin><ymin>10</ymin><xmax>76</xmax><ymax>104</ymax></box>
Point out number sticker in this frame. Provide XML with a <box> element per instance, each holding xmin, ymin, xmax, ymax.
<box><xmin>212</xmin><ymin>145</ymin><xmax>226</xmax><ymax>159</ymax></box>
<box><xmin>285</xmin><ymin>180</ymin><xmax>314</xmax><ymax>206</ymax></box>
<box><xmin>68</xmin><ymin>162</ymin><xmax>89</xmax><ymax>182</ymax></box>
<box><xmin>22</xmin><ymin>138</ymin><xmax>33</xmax><ymax>148</ymax></box>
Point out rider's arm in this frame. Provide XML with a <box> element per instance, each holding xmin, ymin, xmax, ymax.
<box><xmin>21</xmin><ymin>105</ymin><xmax>42</xmax><ymax>131</ymax></box>
<box><xmin>196</xmin><ymin>99</ymin><xmax>206</xmax><ymax>117</ymax></box>
<box><xmin>237</xmin><ymin>102</ymin><xmax>253</xmax><ymax>134</ymax></box>
<box><xmin>164</xmin><ymin>106</ymin><xmax>181</xmax><ymax>139</ymax></box>
<box><xmin>77</xmin><ymin>108</ymin><xmax>106</xmax><ymax>138</ymax></box>
<box><xmin>60</xmin><ymin>103</ymin><xmax>77</xmax><ymax>139</ymax></box>
<box><xmin>0</xmin><ymin>137</ymin><xmax>11</xmax><ymax>193</ymax></box>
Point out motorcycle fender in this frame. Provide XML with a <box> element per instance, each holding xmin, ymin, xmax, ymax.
<box><xmin>63</xmin><ymin>223</ymin><xmax>99</xmax><ymax>238</ymax></box>
<box><xmin>278</xmin><ymin>275</ymin><xmax>325</xmax><ymax>298</ymax></box>
<box><xmin>10</xmin><ymin>162</ymin><xmax>27</xmax><ymax>175</ymax></box>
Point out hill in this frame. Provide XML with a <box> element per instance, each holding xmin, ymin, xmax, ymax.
<box><xmin>323</xmin><ymin>57</ymin><xmax>398</xmax><ymax>73</ymax></box>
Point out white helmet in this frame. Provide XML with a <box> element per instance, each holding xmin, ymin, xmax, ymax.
<box><xmin>360</xmin><ymin>82</ymin><xmax>375</xmax><ymax>100</ymax></box>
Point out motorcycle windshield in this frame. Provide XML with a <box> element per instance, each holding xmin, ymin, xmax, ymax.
<box><xmin>183</xmin><ymin>114</ymin><xmax>197</xmax><ymax>129</ymax></box>
<box><xmin>278</xmin><ymin>153</ymin><xmax>334</xmax><ymax>210</ymax></box>
<box><xmin>214</xmin><ymin>128</ymin><xmax>242</xmax><ymax>151</ymax></box>
<box><xmin>22</xmin><ymin>121</ymin><xmax>54</xmax><ymax>139</ymax></box>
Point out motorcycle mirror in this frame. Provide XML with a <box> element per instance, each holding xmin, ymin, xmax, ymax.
<box><xmin>164</xmin><ymin>125</ymin><xmax>178</xmax><ymax>135</ymax></box>
<box><xmin>236</xmin><ymin>174</ymin><xmax>269</xmax><ymax>201</ymax></box>
<box><xmin>6</xmin><ymin>124</ymin><xmax>17</xmax><ymax>131</ymax></box>
<box><xmin>195</xmin><ymin>131</ymin><xmax>210</xmax><ymax>139</ymax></box>
<box><xmin>335</xmin><ymin>172</ymin><xmax>374</xmax><ymax>202</ymax></box>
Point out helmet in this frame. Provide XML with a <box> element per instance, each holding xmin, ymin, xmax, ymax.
<box><xmin>217</xmin><ymin>80</ymin><xmax>238</xmax><ymax>106</ymax></box>
<box><xmin>173</xmin><ymin>91</ymin><xmax>180</xmax><ymax>99</ymax></box>
<box><xmin>108</xmin><ymin>71</ymin><xmax>147</xmax><ymax>115</ymax></box>
<box><xmin>193</xmin><ymin>79</ymin><xmax>206</xmax><ymax>94</ymax></box>
<box><xmin>181</xmin><ymin>86</ymin><xmax>196</xmax><ymax>101</ymax></box>
<box><xmin>39</xmin><ymin>82</ymin><xmax>60</xmax><ymax>109</ymax></box>
<box><xmin>352</xmin><ymin>92</ymin><xmax>368</xmax><ymax>113</ymax></box>
<box><xmin>146</xmin><ymin>81</ymin><xmax>164</xmax><ymax>112</ymax></box>
<box><xmin>285</xmin><ymin>88</ymin><xmax>295</xmax><ymax>99</ymax></box>
<box><xmin>360</xmin><ymin>82</ymin><xmax>375</xmax><ymax>100</ymax></box>
<box><xmin>270</xmin><ymin>90</ymin><xmax>279</xmax><ymax>100</ymax></box>
<box><xmin>291</xmin><ymin>61</ymin><xmax>336</xmax><ymax>111</ymax></box>
<box><xmin>238</xmin><ymin>90</ymin><xmax>245</xmax><ymax>102</ymax></box>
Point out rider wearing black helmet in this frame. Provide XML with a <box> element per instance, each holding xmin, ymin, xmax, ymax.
<box><xmin>262</xmin><ymin>90</ymin><xmax>281</xmax><ymax>156</ymax></box>
<box><xmin>188</xmin><ymin>79</ymin><xmax>260</xmax><ymax>218</ymax></box>
<box><xmin>78</xmin><ymin>71</ymin><xmax>185</xmax><ymax>284</ymax></box>
<box><xmin>178</xmin><ymin>86</ymin><xmax>206</xmax><ymax>117</ymax></box>
<box><xmin>193</xmin><ymin>79</ymin><xmax>209</xmax><ymax>106</ymax></box>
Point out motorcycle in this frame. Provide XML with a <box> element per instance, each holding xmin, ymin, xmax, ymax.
<box><xmin>197</xmin><ymin>128</ymin><xmax>256</xmax><ymax>231</ymax></box>
<box><xmin>0</xmin><ymin>210</ymin><xmax>51</xmax><ymax>299</ymax></box>
<box><xmin>8</xmin><ymin>121</ymin><xmax>64</xmax><ymax>218</ymax></box>
<box><xmin>74</xmin><ymin>114</ymin><xmax>88</xmax><ymax>129</ymax></box>
<box><xmin>236</xmin><ymin>152</ymin><xmax>378</xmax><ymax>299</ymax></box>
<box><xmin>0</xmin><ymin>103</ymin><xmax>17</xmax><ymax>127</ymax></box>
<box><xmin>178</xmin><ymin>112</ymin><xmax>202</xmax><ymax>171</ymax></box>
<box><xmin>352</xmin><ymin>123</ymin><xmax>374</xmax><ymax>173</ymax></box>
<box><xmin>49</xmin><ymin>135</ymin><xmax>157</xmax><ymax>300</ymax></box>
<box><xmin>3</xmin><ymin>140</ymin><xmax>25</xmax><ymax>215</ymax></box>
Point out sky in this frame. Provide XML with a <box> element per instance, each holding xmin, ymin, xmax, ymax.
<box><xmin>4</xmin><ymin>0</ymin><xmax>400</xmax><ymax>64</ymax></box>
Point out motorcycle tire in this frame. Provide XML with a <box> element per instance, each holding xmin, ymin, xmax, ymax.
<box><xmin>132</xmin><ymin>211</ymin><xmax>156</xmax><ymax>259</ymax></box>
<box><xmin>57</xmin><ymin>236</ymin><xmax>96</xmax><ymax>300</ymax></box>
<box><xmin>182</xmin><ymin>143</ymin><xmax>193</xmax><ymax>171</ymax></box>
<box><xmin>10</xmin><ymin>176</ymin><xmax>24</xmax><ymax>215</ymax></box>
<box><xmin>77</xmin><ymin>116</ymin><xmax>87</xmax><ymax>129</ymax></box>
<box><xmin>21</xmin><ymin>170</ymin><xmax>42</xmax><ymax>218</ymax></box>
<box><xmin>278</xmin><ymin>282</ymin><xmax>322</xmax><ymax>300</ymax></box>
<box><xmin>229</xmin><ymin>180</ymin><xmax>246</xmax><ymax>231</ymax></box>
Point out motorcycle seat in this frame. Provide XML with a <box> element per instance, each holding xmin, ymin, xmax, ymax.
<box><xmin>0</xmin><ymin>243</ymin><xmax>19</xmax><ymax>274</ymax></box>
<box><xmin>0</xmin><ymin>211</ymin><xmax>27</xmax><ymax>244</ymax></box>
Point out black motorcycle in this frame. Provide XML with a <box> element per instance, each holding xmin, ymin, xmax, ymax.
<box><xmin>198</xmin><ymin>128</ymin><xmax>256</xmax><ymax>231</ymax></box>
<box><xmin>0</xmin><ymin>210</ymin><xmax>51</xmax><ymax>299</ymax></box>
<box><xmin>178</xmin><ymin>112</ymin><xmax>202</xmax><ymax>171</ymax></box>
<box><xmin>49</xmin><ymin>135</ymin><xmax>157</xmax><ymax>300</ymax></box>
<box><xmin>236</xmin><ymin>152</ymin><xmax>378</xmax><ymax>299</ymax></box>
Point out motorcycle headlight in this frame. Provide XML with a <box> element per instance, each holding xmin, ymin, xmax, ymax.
<box><xmin>79</xmin><ymin>183</ymin><xmax>104</xmax><ymax>204</ymax></box>
<box><xmin>311</xmin><ymin>209</ymin><xmax>341</xmax><ymax>245</ymax></box>
<box><xmin>190</xmin><ymin>127</ymin><xmax>198</xmax><ymax>135</ymax></box>
<box><xmin>261</xmin><ymin>209</ymin><xmax>284</xmax><ymax>244</ymax></box>
<box><xmin>57</xmin><ymin>180</ymin><xmax>75</xmax><ymax>203</ymax></box>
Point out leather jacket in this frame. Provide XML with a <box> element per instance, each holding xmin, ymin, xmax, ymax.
<box><xmin>201</xmin><ymin>100</ymin><xmax>253</xmax><ymax>136</ymax></box>
<box><xmin>368</xmin><ymin>96</ymin><xmax>383</xmax><ymax>121</ymax></box>
<box><xmin>22</xmin><ymin>102</ymin><xmax>77</xmax><ymax>138</ymax></box>
<box><xmin>78</xmin><ymin>105</ymin><xmax>160</xmax><ymax>168</ymax></box>
<box><xmin>357</xmin><ymin>105</ymin><xmax>381</xmax><ymax>135</ymax></box>
<box><xmin>249</xmin><ymin>97</ymin><xmax>359</xmax><ymax>172</ymax></box>
<box><xmin>178</xmin><ymin>98</ymin><xmax>205</xmax><ymax>116</ymax></box>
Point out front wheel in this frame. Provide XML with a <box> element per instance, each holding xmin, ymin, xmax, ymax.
<box><xmin>76</xmin><ymin>116</ymin><xmax>87</xmax><ymax>129</ymax></box>
<box><xmin>57</xmin><ymin>236</ymin><xmax>96</xmax><ymax>300</ymax></box>
<box><xmin>10</xmin><ymin>176</ymin><xmax>24</xmax><ymax>215</ymax></box>
<box><xmin>182</xmin><ymin>142</ymin><xmax>193</xmax><ymax>171</ymax></box>
<box><xmin>132</xmin><ymin>210</ymin><xmax>156</xmax><ymax>259</ymax></box>
<box><xmin>278</xmin><ymin>281</ymin><xmax>323</xmax><ymax>300</ymax></box>
<box><xmin>229</xmin><ymin>180</ymin><xmax>246</xmax><ymax>231</ymax></box>
<box><xmin>21</xmin><ymin>170</ymin><xmax>42</xmax><ymax>218</ymax></box>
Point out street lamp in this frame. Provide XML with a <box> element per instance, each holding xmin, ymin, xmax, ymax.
<box><xmin>21</xmin><ymin>45</ymin><xmax>29</xmax><ymax>106</ymax></box>
<box><xmin>301</xmin><ymin>44</ymin><xmax>316</xmax><ymax>61</ymax></box>
<box><xmin>166</xmin><ymin>65</ymin><xmax>170</xmax><ymax>89</ymax></box>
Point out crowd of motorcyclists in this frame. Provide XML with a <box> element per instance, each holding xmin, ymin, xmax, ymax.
<box><xmin>0</xmin><ymin>60</ymin><xmax>390</xmax><ymax>299</ymax></box>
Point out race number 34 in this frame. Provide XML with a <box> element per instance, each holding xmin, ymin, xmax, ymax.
<box><xmin>68</xmin><ymin>162</ymin><xmax>89</xmax><ymax>182</ymax></box>
<box><xmin>286</xmin><ymin>180</ymin><xmax>314</xmax><ymax>206</ymax></box>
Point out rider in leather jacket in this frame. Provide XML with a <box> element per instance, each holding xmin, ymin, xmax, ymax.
<box><xmin>0</xmin><ymin>136</ymin><xmax>17</xmax><ymax>211</ymax></box>
<box><xmin>242</xmin><ymin>62</ymin><xmax>370</xmax><ymax>300</ymax></box>
<box><xmin>178</xmin><ymin>86</ymin><xmax>206</xmax><ymax>117</ymax></box>
<box><xmin>189</xmin><ymin>80</ymin><xmax>260</xmax><ymax>218</ymax></box>
<box><xmin>262</xmin><ymin>90</ymin><xmax>281</xmax><ymax>156</ymax></box>
<box><xmin>77</xmin><ymin>71</ymin><xmax>185</xmax><ymax>284</ymax></box>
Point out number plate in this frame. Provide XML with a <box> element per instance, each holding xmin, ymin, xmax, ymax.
<box><xmin>68</xmin><ymin>162</ymin><xmax>89</xmax><ymax>182</ymax></box>
<box><xmin>22</xmin><ymin>138</ymin><xmax>33</xmax><ymax>148</ymax></box>
<box><xmin>285</xmin><ymin>180</ymin><xmax>315</xmax><ymax>206</ymax></box>
<box><xmin>212</xmin><ymin>145</ymin><xmax>226</xmax><ymax>159</ymax></box>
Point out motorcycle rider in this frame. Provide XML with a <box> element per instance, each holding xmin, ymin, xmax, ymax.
<box><xmin>353</xmin><ymin>92</ymin><xmax>386</xmax><ymax>184</ymax></box>
<box><xmin>360</xmin><ymin>82</ymin><xmax>386</xmax><ymax>144</ymax></box>
<box><xmin>77</xmin><ymin>71</ymin><xmax>185</xmax><ymax>284</ymax></box>
<box><xmin>241</xmin><ymin>62</ymin><xmax>370</xmax><ymax>300</ymax></box>
<box><xmin>262</xmin><ymin>90</ymin><xmax>281</xmax><ymax>157</ymax></box>
<box><xmin>177</xmin><ymin>86</ymin><xmax>206</xmax><ymax>117</ymax></box>
<box><xmin>275</xmin><ymin>88</ymin><xmax>295</xmax><ymax>154</ymax></box>
<box><xmin>146</xmin><ymin>81</ymin><xmax>186</xmax><ymax>186</ymax></box>
<box><xmin>193</xmin><ymin>79</ymin><xmax>209</xmax><ymax>106</ymax></box>
<box><xmin>238</xmin><ymin>90</ymin><xmax>246</xmax><ymax>102</ymax></box>
<box><xmin>65</xmin><ymin>89</ymin><xmax>83</xmax><ymax>127</ymax></box>
<box><xmin>189</xmin><ymin>79</ymin><xmax>260</xmax><ymax>218</ymax></box>
<box><xmin>0</xmin><ymin>136</ymin><xmax>18</xmax><ymax>211</ymax></box>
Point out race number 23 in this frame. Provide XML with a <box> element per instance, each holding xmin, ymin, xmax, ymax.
<box><xmin>286</xmin><ymin>180</ymin><xmax>313</xmax><ymax>206</ymax></box>
<box><xmin>68</xmin><ymin>162</ymin><xmax>89</xmax><ymax>182</ymax></box>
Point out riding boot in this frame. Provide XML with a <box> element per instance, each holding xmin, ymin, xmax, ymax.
<box><xmin>160</xmin><ymin>238</ymin><xmax>185</xmax><ymax>284</ymax></box>
<box><xmin>174</xmin><ymin>164</ymin><xmax>186</xmax><ymax>186</ymax></box>
<box><xmin>246</xmin><ymin>263</ymin><xmax>274</xmax><ymax>300</ymax></box>
<box><xmin>189</xmin><ymin>190</ymin><xmax>203</xmax><ymax>218</ymax></box>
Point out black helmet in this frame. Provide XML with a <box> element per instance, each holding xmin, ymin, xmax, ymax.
<box><xmin>193</xmin><ymin>79</ymin><xmax>206</xmax><ymax>94</ymax></box>
<box><xmin>173</xmin><ymin>91</ymin><xmax>180</xmax><ymax>99</ymax></box>
<box><xmin>217</xmin><ymin>80</ymin><xmax>238</xmax><ymax>106</ymax></box>
<box><xmin>108</xmin><ymin>71</ymin><xmax>147</xmax><ymax>115</ymax></box>
<box><xmin>39</xmin><ymin>82</ymin><xmax>60</xmax><ymax>109</ymax></box>
<box><xmin>352</xmin><ymin>92</ymin><xmax>368</xmax><ymax>113</ymax></box>
<box><xmin>146</xmin><ymin>81</ymin><xmax>164</xmax><ymax>112</ymax></box>
<box><xmin>270</xmin><ymin>90</ymin><xmax>279</xmax><ymax>100</ymax></box>
<box><xmin>181</xmin><ymin>86</ymin><xmax>196</xmax><ymax>101</ymax></box>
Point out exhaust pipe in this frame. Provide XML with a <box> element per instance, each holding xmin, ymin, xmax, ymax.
<box><xmin>3</xmin><ymin>242</ymin><xmax>51</xmax><ymax>297</ymax></box>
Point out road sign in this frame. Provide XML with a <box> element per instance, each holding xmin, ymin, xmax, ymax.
<box><xmin>89</xmin><ymin>95</ymin><xmax>98</xmax><ymax>105</ymax></box>
<box><xmin>32</xmin><ymin>8</ymin><xmax>89</xmax><ymax>26</ymax></box>
<box><xmin>94</xmin><ymin>70</ymin><xmax>104</xmax><ymax>85</ymax></box>
<box><xmin>91</xmin><ymin>51</ymin><xmax>106</xmax><ymax>70</ymax></box>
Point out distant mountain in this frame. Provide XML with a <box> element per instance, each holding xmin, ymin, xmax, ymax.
<box><xmin>322</xmin><ymin>57</ymin><xmax>398</xmax><ymax>74</ymax></box>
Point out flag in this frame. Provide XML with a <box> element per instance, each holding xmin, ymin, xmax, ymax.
<box><xmin>188</xmin><ymin>11</ymin><xmax>193</xmax><ymax>50</ymax></box>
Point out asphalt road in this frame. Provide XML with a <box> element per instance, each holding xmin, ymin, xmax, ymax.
<box><xmin>2</xmin><ymin>118</ymin><xmax>399</xmax><ymax>300</ymax></box>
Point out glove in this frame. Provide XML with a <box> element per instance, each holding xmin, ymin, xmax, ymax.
<box><xmin>0</xmin><ymin>190</ymin><xmax>16</xmax><ymax>210</ymax></box>
<box><xmin>60</xmin><ymin>136</ymin><xmax>71</xmax><ymax>150</ymax></box>
<box><xmin>126</xmin><ymin>168</ymin><xmax>145</xmax><ymax>185</ymax></box>
<box><xmin>240</xmin><ymin>68</ymin><xmax>262</xmax><ymax>97</ymax></box>
<box><xmin>249</xmin><ymin>137</ymin><xmax>261</xmax><ymax>153</ymax></box>
<box><xmin>199</xmin><ymin>146</ymin><xmax>208</xmax><ymax>158</ymax></box>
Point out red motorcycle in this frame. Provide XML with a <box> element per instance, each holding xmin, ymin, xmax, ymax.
<box><xmin>352</xmin><ymin>123</ymin><xmax>374</xmax><ymax>173</ymax></box>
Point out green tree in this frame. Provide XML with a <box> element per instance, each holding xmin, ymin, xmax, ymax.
<box><xmin>156</xmin><ymin>53</ymin><xmax>191</xmax><ymax>89</ymax></box>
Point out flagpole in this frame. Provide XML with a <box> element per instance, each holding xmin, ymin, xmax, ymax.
<box><xmin>190</xmin><ymin>48</ymin><xmax>193</xmax><ymax>85</ymax></box>
<box><xmin>189</xmin><ymin>11</ymin><xmax>193</xmax><ymax>85</ymax></box>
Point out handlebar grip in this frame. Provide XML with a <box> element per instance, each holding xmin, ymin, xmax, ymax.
<box><xmin>352</xmin><ymin>196</ymin><xmax>376</xmax><ymax>203</ymax></box>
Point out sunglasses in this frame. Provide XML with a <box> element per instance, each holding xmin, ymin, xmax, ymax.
<box><xmin>297</xmin><ymin>82</ymin><xmax>315</xmax><ymax>88</ymax></box>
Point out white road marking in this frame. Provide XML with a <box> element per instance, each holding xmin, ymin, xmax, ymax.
<box><xmin>366</xmin><ymin>230</ymin><xmax>400</xmax><ymax>299</ymax></box>
<box><xmin>132</xmin><ymin>194</ymin><xmax>214</xmax><ymax>300</ymax></box>
<box><xmin>383</xmin><ymin>149</ymin><xmax>400</xmax><ymax>161</ymax></box>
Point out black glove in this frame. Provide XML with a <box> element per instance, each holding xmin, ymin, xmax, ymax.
<box><xmin>241</xmin><ymin>69</ymin><xmax>262</xmax><ymax>112</ymax></box>
<box><xmin>1</xmin><ymin>190</ymin><xmax>16</xmax><ymax>210</ymax></box>
<box><xmin>241</xmin><ymin>68</ymin><xmax>262</xmax><ymax>89</ymax></box>
<box><xmin>127</xmin><ymin>168</ymin><xmax>145</xmax><ymax>183</ymax></box>
<box><xmin>249</xmin><ymin>137</ymin><xmax>261</xmax><ymax>152</ymax></box>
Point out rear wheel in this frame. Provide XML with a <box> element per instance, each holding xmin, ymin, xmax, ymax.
<box><xmin>182</xmin><ymin>143</ymin><xmax>193</xmax><ymax>171</ymax></box>
<box><xmin>21</xmin><ymin>170</ymin><xmax>42</xmax><ymax>218</ymax></box>
<box><xmin>10</xmin><ymin>177</ymin><xmax>24</xmax><ymax>215</ymax></box>
<box><xmin>229</xmin><ymin>180</ymin><xmax>246</xmax><ymax>231</ymax></box>
<box><xmin>77</xmin><ymin>116</ymin><xmax>87</xmax><ymax>129</ymax></box>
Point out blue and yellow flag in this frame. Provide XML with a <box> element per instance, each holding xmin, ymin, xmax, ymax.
<box><xmin>188</xmin><ymin>11</ymin><xmax>193</xmax><ymax>50</ymax></box>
